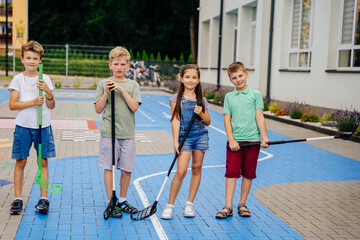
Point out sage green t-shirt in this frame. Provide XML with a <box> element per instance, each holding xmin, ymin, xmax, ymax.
<box><xmin>94</xmin><ymin>78</ymin><xmax>141</xmax><ymax>139</ymax></box>
<box><xmin>223</xmin><ymin>86</ymin><xmax>264</xmax><ymax>142</ymax></box>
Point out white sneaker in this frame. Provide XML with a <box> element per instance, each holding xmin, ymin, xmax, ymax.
<box><xmin>183</xmin><ymin>201</ymin><xmax>195</xmax><ymax>218</ymax></box>
<box><xmin>161</xmin><ymin>204</ymin><xmax>175</xmax><ymax>220</ymax></box>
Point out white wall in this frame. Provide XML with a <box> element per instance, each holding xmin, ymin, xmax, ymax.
<box><xmin>198</xmin><ymin>0</ymin><xmax>360</xmax><ymax>110</ymax></box>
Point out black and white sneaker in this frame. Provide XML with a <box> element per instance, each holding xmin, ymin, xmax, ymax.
<box><xmin>10</xmin><ymin>199</ymin><xmax>23</xmax><ymax>215</ymax></box>
<box><xmin>35</xmin><ymin>199</ymin><xmax>50</xmax><ymax>214</ymax></box>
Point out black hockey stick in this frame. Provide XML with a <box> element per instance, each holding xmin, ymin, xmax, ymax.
<box><xmin>227</xmin><ymin>113</ymin><xmax>360</xmax><ymax>149</ymax></box>
<box><xmin>131</xmin><ymin>103</ymin><xmax>201</xmax><ymax>220</ymax></box>
<box><xmin>103</xmin><ymin>91</ymin><xmax>118</xmax><ymax>220</ymax></box>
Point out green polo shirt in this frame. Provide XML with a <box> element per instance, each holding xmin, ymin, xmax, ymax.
<box><xmin>94</xmin><ymin>78</ymin><xmax>141</xmax><ymax>139</ymax></box>
<box><xmin>223</xmin><ymin>86</ymin><xmax>264</xmax><ymax>141</ymax></box>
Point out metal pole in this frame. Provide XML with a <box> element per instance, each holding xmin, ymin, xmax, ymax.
<box><xmin>266</xmin><ymin>0</ymin><xmax>275</xmax><ymax>99</ymax></box>
<box><xmin>13</xmin><ymin>42</ymin><xmax>15</xmax><ymax>75</ymax></box>
<box><xmin>65</xmin><ymin>44</ymin><xmax>69</xmax><ymax>83</ymax></box>
<box><xmin>216</xmin><ymin>0</ymin><xmax>224</xmax><ymax>91</ymax></box>
<box><xmin>5</xmin><ymin>0</ymin><xmax>9</xmax><ymax>76</ymax></box>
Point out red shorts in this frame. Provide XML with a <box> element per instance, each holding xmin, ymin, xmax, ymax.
<box><xmin>225</xmin><ymin>141</ymin><xmax>260</xmax><ymax>179</ymax></box>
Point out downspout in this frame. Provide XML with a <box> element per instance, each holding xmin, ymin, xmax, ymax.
<box><xmin>266</xmin><ymin>0</ymin><xmax>275</xmax><ymax>99</ymax></box>
<box><xmin>216</xmin><ymin>0</ymin><xmax>224</xmax><ymax>91</ymax></box>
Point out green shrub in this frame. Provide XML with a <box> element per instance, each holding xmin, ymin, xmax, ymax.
<box><xmin>179</xmin><ymin>52</ymin><xmax>185</xmax><ymax>62</ymax></box>
<box><xmin>269</xmin><ymin>102</ymin><xmax>281</xmax><ymax>113</ymax></box>
<box><xmin>213</xmin><ymin>92</ymin><xmax>226</xmax><ymax>103</ymax></box>
<box><xmin>188</xmin><ymin>54</ymin><xmax>193</xmax><ymax>62</ymax></box>
<box><xmin>263</xmin><ymin>98</ymin><xmax>270</xmax><ymax>111</ymax></box>
<box><xmin>156</xmin><ymin>52</ymin><xmax>162</xmax><ymax>61</ymax></box>
<box><xmin>301</xmin><ymin>113</ymin><xmax>319</xmax><ymax>122</ymax></box>
<box><xmin>54</xmin><ymin>82</ymin><xmax>62</xmax><ymax>89</ymax></box>
<box><xmin>289</xmin><ymin>108</ymin><xmax>303</xmax><ymax>119</ymax></box>
<box><xmin>336</xmin><ymin>116</ymin><xmax>358</xmax><ymax>132</ymax></box>
<box><xmin>73</xmin><ymin>81</ymin><xmax>81</xmax><ymax>88</ymax></box>
<box><xmin>320</xmin><ymin>112</ymin><xmax>334</xmax><ymax>123</ymax></box>
<box><xmin>205</xmin><ymin>91</ymin><xmax>216</xmax><ymax>100</ymax></box>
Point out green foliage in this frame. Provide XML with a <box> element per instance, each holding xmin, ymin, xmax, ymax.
<box><xmin>150</xmin><ymin>53</ymin><xmax>155</xmax><ymax>61</ymax></box>
<box><xmin>29</xmin><ymin>0</ymin><xmax>199</xmax><ymax>61</ymax></box>
<box><xmin>54</xmin><ymin>82</ymin><xmax>62</xmax><ymax>89</ymax></box>
<box><xmin>179</xmin><ymin>52</ymin><xmax>185</xmax><ymax>62</ymax></box>
<box><xmin>164</xmin><ymin>55</ymin><xmax>170</xmax><ymax>62</ymax></box>
<box><xmin>289</xmin><ymin>108</ymin><xmax>303</xmax><ymax>119</ymax></box>
<box><xmin>129</xmin><ymin>49</ymin><xmax>134</xmax><ymax>59</ymax></box>
<box><xmin>320</xmin><ymin>112</ymin><xmax>334</xmax><ymax>123</ymax></box>
<box><xmin>301</xmin><ymin>113</ymin><xmax>319</xmax><ymax>122</ymax></box>
<box><xmin>269</xmin><ymin>102</ymin><xmax>281</xmax><ymax>113</ymax></box>
<box><xmin>336</xmin><ymin>116</ymin><xmax>358</xmax><ymax>132</ymax></box>
<box><xmin>142</xmin><ymin>50</ymin><xmax>149</xmax><ymax>60</ymax></box>
<box><xmin>187</xmin><ymin>54</ymin><xmax>193</xmax><ymax>62</ymax></box>
<box><xmin>263</xmin><ymin>98</ymin><xmax>270</xmax><ymax>111</ymax></box>
<box><xmin>90</xmin><ymin>80</ymin><xmax>97</xmax><ymax>88</ymax></box>
<box><xmin>205</xmin><ymin>91</ymin><xmax>216</xmax><ymax>100</ymax></box>
<box><xmin>156</xmin><ymin>52</ymin><xmax>162</xmax><ymax>61</ymax></box>
<box><xmin>136</xmin><ymin>51</ymin><xmax>141</xmax><ymax>60</ymax></box>
<box><xmin>89</xmin><ymin>54</ymin><xmax>95</xmax><ymax>60</ymax></box>
<box><xmin>172</xmin><ymin>57</ymin><xmax>177</xmax><ymax>62</ymax></box>
<box><xmin>73</xmin><ymin>81</ymin><xmax>81</xmax><ymax>88</ymax></box>
<box><xmin>213</xmin><ymin>92</ymin><xmax>226</xmax><ymax>103</ymax></box>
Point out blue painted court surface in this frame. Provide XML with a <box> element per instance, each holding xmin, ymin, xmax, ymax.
<box><xmin>14</xmin><ymin>92</ymin><xmax>360</xmax><ymax>239</ymax></box>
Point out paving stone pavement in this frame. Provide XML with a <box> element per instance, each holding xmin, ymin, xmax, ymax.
<box><xmin>0</xmin><ymin>88</ymin><xmax>359</xmax><ymax>240</ymax></box>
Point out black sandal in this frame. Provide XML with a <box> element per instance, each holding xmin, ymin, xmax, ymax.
<box><xmin>215</xmin><ymin>206</ymin><xmax>233</xmax><ymax>219</ymax></box>
<box><xmin>238</xmin><ymin>204</ymin><xmax>251</xmax><ymax>217</ymax></box>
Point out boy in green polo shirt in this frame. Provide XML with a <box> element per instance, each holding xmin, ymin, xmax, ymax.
<box><xmin>94</xmin><ymin>46</ymin><xmax>141</xmax><ymax>218</ymax></box>
<box><xmin>215</xmin><ymin>61</ymin><xmax>269</xmax><ymax>219</ymax></box>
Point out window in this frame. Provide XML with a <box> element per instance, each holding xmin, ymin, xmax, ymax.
<box><xmin>0</xmin><ymin>22</ymin><xmax>12</xmax><ymax>45</ymax></box>
<box><xmin>0</xmin><ymin>0</ymin><xmax>13</xmax><ymax>17</ymax></box>
<box><xmin>250</xmin><ymin>7</ymin><xmax>257</xmax><ymax>67</ymax></box>
<box><xmin>338</xmin><ymin>0</ymin><xmax>360</xmax><ymax>69</ymax></box>
<box><xmin>289</xmin><ymin>0</ymin><xmax>313</xmax><ymax>68</ymax></box>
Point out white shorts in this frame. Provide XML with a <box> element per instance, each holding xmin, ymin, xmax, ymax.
<box><xmin>98</xmin><ymin>135</ymin><xmax>136</xmax><ymax>172</ymax></box>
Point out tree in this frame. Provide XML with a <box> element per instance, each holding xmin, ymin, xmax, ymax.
<box><xmin>28</xmin><ymin>0</ymin><xmax>199</xmax><ymax>61</ymax></box>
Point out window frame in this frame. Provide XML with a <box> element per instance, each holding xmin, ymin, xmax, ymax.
<box><xmin>337</xmin><ymin>0</ymin><xmax>360</xmax><ymax>70</ymax></box>
<box><xmin>288</xmin><ymin>0</ymin><xmax>314</xmax><ymax>70</ymax></box>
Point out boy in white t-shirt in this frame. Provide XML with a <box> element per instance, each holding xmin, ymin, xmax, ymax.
<box><xmin>8</xmin><ymin>41</ymin><xmax>56</xmax><ymax>215</ymax></box>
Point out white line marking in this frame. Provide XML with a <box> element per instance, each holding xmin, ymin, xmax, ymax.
<box><xmin>133</xmin><ymin>119</ymin><xmax>274</xmax><ymax>240</ymax></box>
<box><xmin>158</xmin><ymin>101</ymin><xmax>170</xmax><ymax>108</ymax></box>
<box><xmin>162</xmin><ymin>112</ymin><xmax>171</xmax><ymax>119</ymax></box>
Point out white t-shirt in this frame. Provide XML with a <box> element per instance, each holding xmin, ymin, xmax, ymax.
<box><xmin>8</xmin><ymin>73</ymin><xmax>54</xmax><ymax>129</ymax></box>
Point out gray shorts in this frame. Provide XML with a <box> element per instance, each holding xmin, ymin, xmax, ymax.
<box><xmin>98</xmin><ymin>135</ymin><xmax>136</xmax><ymax>172</ymax></box>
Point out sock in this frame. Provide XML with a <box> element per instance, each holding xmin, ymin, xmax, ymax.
<box><xmin>41</xmin><ymin>197</ymin><xmax>48</xmax><ymax>200</ymax></box>
<box><xmin>119</xmin><ymin>197</ymin><xmax>126</xmax><ymax>203</ymax></box>
<box><xmin>186</xmin><ymin>201</ymin><xmax>193</xmax><ymax>205</ymax></box>
<box><xmin>14</xmin><ymin>198</ymin><xmax>22</xmax><ymax>201</ymax></box>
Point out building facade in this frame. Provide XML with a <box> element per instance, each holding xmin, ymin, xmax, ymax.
<box><xmin>0</xmin><ymin>0</ymin><xmax>28</xmax><ymax>54</ymax></box>
<box><xmin>198</xmin><ymin>0</ymin><xmax>360</xmax><ymax>111</ymax></box>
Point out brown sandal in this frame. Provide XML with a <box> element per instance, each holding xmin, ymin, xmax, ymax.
<box><xmin>215</xmin><ymin>206</ymin><xmax>233</xmax><ymax>219</ymax></box>
<box><xmin>238</xmin><ymin>204</ymin><xmax>251</xmax><ymax>217</ymax></box>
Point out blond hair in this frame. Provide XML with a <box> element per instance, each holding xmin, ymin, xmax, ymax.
<box><xmin>227</xmin><ymin>61</ymin><xmax>247</xmax><ymax>77</ymax></box>
<box><xmin>109</xmin><ymin>46</ymin><xmax>131</xmax><ymax>62</ymax></box>
<box><xmin>21</xmin><ymin>41</ymin><xmax>44</xmax><ymax>58</ymax></box>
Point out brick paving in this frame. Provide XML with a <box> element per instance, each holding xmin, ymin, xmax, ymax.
<box><xmin>0</xmin><ymin>88</ymin><xmax>359</xmax><ymax>239</ymax></box>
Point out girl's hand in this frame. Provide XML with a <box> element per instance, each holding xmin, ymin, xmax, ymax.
<box><xmin>33</xmin><ymin>96</ymin><xmax>44</xmax><ymax>106</ymax></box>
<box><xmin>194</xmin><ymin>105</ymin><xmax>203</xmax><ymax>116</ymax></box>
<box><xmin>229</xmin><ymin>140</ymin><xmax>240</xmax><ymax>151</ymax></box>
<box><xmin>174</xmin><ymin>141</ymin><xmax>181</xmax><ymax>155</ymax></box>
<box><xmin>260</xmin><ymin>139</ymin><xmax>270</xmax><ymax>148</ymax></box>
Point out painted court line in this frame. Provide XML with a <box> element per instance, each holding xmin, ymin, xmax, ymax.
<box><xmin>133</xmin><ymin>119</ymin><xmax>274</xmax><ymax>240</ymax></box>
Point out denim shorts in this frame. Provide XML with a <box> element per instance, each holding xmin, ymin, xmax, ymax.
<box><xmin>12</xmin><ymin>125</ymin><xmax>56</xmax><ymax>160</ymax></box>
<box><xmin>179</xmin><ymin>132</ymin><xmax>209</xmax><ymax>152</ymax></box>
